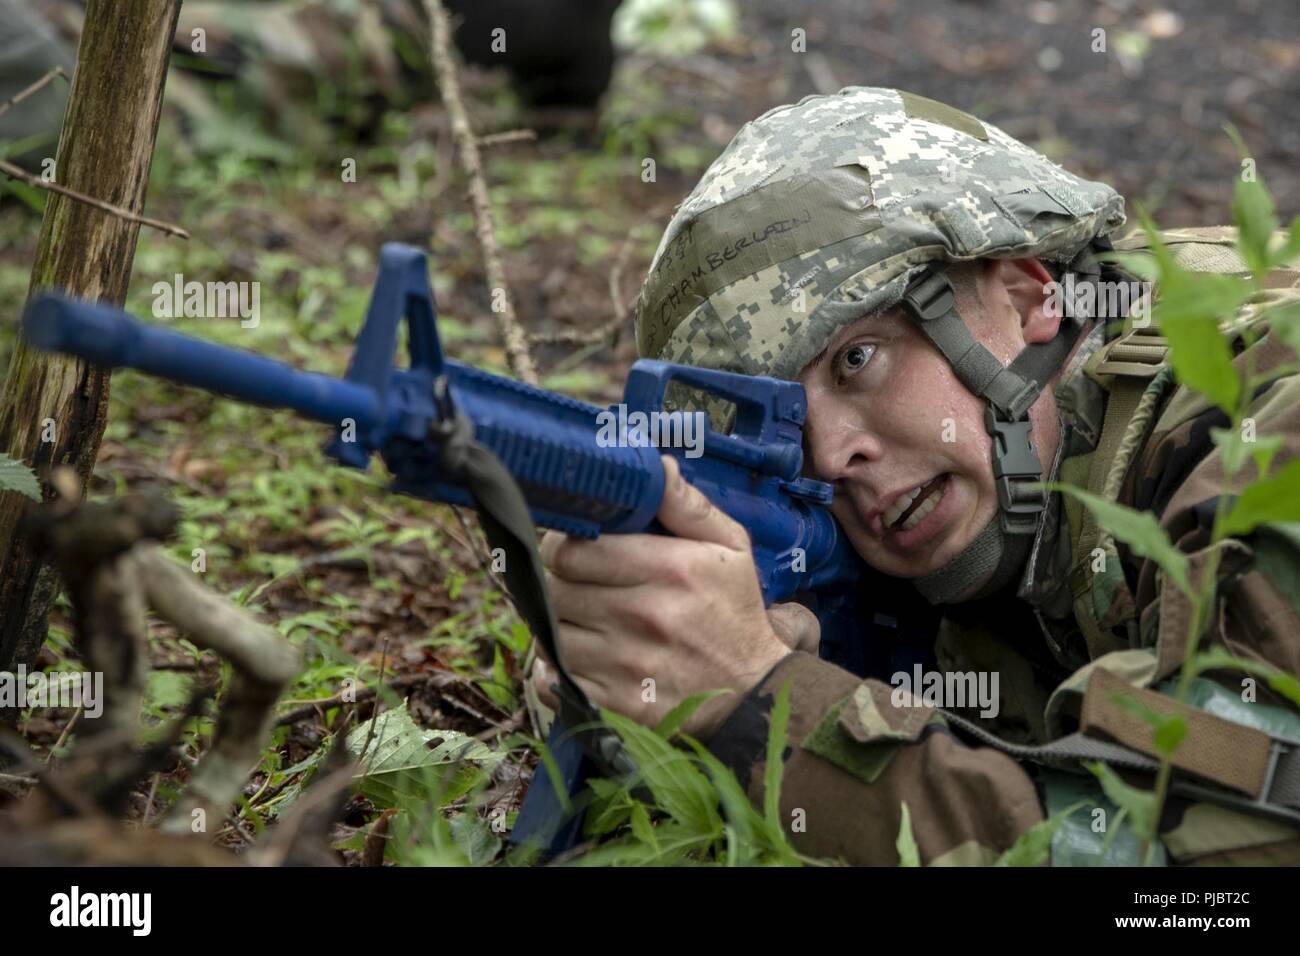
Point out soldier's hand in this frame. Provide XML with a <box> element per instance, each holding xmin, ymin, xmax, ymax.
<box><xmin>767</xmin><ymin>602</ymin><xmax>821</xmax><ymax>654</ymax></box>
<box><xmin>530</xmin><ymin>455</ymin><xmax>793</xmax><ymax>739</ymax></box>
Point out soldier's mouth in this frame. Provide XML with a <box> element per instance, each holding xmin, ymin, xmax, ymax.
<box><xmin>883</xmin><ymin>473</ymin><xmax>948</xmax><ymax>532</ymax></box>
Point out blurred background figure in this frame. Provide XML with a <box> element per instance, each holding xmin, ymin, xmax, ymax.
<box><xmin>1</xmin><ymin>0</ymin><xmax>628</xmax><ymax>155</ymax></box>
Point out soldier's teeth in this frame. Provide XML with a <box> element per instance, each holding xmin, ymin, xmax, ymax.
<box><xmin>882</xmin><ymin>485</ymin><xmax>923</xmax><ymax>528</ymax></box>
<box><xmin>900</xmin><ymin>482</ymin><xmax>945</xmax><ymax>530</ymax></box>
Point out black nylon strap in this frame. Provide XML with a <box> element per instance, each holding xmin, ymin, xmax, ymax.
<box><xmin>433</xmin><ymin>408</ymin><xmax>635</xmax><ymax>777</ymax></box>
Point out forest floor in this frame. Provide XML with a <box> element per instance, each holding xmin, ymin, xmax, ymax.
<box><xmin>0</xmin><ymin>0</ymin><xmax>1295</xmax><ymax>863</ymax></box>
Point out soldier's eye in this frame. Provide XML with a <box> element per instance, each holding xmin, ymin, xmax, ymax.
<box><xmin>833</xmin><ymin>343</ymin><xmax>876</xmax><ymax>382</ymax></box>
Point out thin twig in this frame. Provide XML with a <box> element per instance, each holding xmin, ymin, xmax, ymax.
<box><xmin>45</xmin><ymin>704</ymin><xmax>83</xmax><ymax>764</ymax></box>
<box><xmin>477</xmin><ymin>129</ymin><xmax>537</xmax><ymax>148</ymax></box>
<box><xmin>142</xmin><ymin>772</ymin><xmax>162</xmax><ymax>825</ymax></box>
<box><xmin>0</xmin><ymin>158</ymin><xmax>190</xmax><ymax>239</ymax></box>
<box><xmin>425</xmin><ymin>0</ymin><xmax>538</xmax><ymax>384</ymax></box>
<box><xmin>0</xmin><ymin>67</ymin><xmax>67</xmax><ymax>119</ymax></box>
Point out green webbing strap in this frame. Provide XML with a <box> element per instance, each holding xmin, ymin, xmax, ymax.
<box><xmin>899</xmin><ymin>267</ymin><xmax>1041</xmax><ymax>420</ymax></box>
<box><xmin>940</xmin><ymin>709</ymin><xmax>1300</xmax><ymax>829</ymax></box>
<box><xmin>899</xmin><ymin>246</ymin><xmax>1102</xmax><ymax>543</ymax></box>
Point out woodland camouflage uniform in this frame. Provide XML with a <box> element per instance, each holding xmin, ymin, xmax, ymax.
<box><xmin>635</xmin><ymin>87</ymin><xmax>1300</xmax><ymax>866</ymax></box>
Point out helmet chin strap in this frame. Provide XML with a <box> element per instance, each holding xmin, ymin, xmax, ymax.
<box><xmin>897</xmin><ymin>241</ymin><xmax>1110</xmax><ymax>605</ymax></box>
<box><xmin>912</xmin><ymin>515</ymin><xmax>1032</xmax><ymax>604</ymax></box>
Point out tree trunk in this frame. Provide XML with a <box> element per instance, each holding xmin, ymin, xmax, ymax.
<box><xmin>0</xmin><ymin>0</ymin><xmax>182</xmax><ymax>691</ymax></box>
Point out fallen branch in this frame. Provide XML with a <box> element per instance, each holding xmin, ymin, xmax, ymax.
<box><xmin>425</xmin><ymin>0</ymin><xmax>538</xmax><ymax>384</ymax></box>
<box><xmin>0</xmin><ymin>158</ymin><xmax>190</xmax><ymax>239</ymax></box>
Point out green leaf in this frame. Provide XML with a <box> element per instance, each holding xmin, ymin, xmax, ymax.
<box><xmin>896</xmin><ymin>802</ymin><xmax>921</xmax><ymax>867</ymax></box>
<box><xmin>1268</xmin><ymin>217</ymin><xmax>1300</xmax><ymax>271</ymax></box>
<box><xmin>602</xmin><ymin>709</ymin><xmax>723</xmax><ymax>837</ymax></box>
<box><xmin>1040</xmin><ymin>483</ymin><xmax>1191</xmax><ymax>596</ymax></box>
<box><xmin>764</xmin><ymin>679</ymin><xmax>793</xmax><ymax>827</ymax></box>
<box><xmin>1153</xmin><ymin>716</ymin><xmax>1187</xmax><ymax>756</ymax></box>
<box><xmin>530</xmin><ymin>735</ymin><xmax>575</xmax><ymax>817</ymax></box>
<box><xmin>346</xmin><ymin>704</ymin><xmax>502</xmax><ymax>809</ymax></box>
<box><xmin>1225</xmin><ymin>125</ymin><xmax>1278</xmax><ymax>278</ymax></box>
<box><xmin>1106</xmin><ymin>692</ymin><xmax>1187</xmax><ymax>757</ymax></box>
<box><xmin>1085</xmin><ymin>761</ymin><xmax>1156</xmax><ymax>843</ymax></box>
<box><xmin>0</xmin><ymin>453</ymin><xmax>40</xmax><ymax>501</ymax></box>
<box><xmin>1151</xmin><ymin>272</ymin><xmax>1246</xmax><ymax>413</ymax></box>
<box><xmin>994</xmin><ymin>801</ymin><xmax>1086</xmax><ymax>867</ymax></box>
<box><xmin>654</xmin><ymin>689</ymin><xmax>728</xmax><ymax>740</ymax></box>
<box><xmin>1260</xmin><ymin>302</ymin><xmax>1300</xmax><ymax>366</ymax></box>
<box><xmin>629</xmin><ymin>801</ymin><xmax>658</xmax><ymax>850</ymax></box>
<box><xmin>1190</xmin><ymin>646</ymin><xmax>1300</xmax><ymax>710</ymax></box>
<box><xmin>1209</xmin><ymin>426</ymin><xmax>1251</xmax><ymax>478</ymax></box>
<box><xmin>449</xmin><ymin>811</ymin><xmax>501</xmax><ymax>866</ymax></box>
<box><xmin>1134</xmin><ymin>209</ymin><xmax>1245</xmax><ymax>413</ymax></box>
<box><xmin>1219</xmin><ymin>459</ymin><xmax>1300</xmax><ymax>538</ymax></box>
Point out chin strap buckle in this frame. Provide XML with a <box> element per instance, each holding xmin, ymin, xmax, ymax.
<box><xmin>985</xmin><ymin>405</ymin><xmax>1047</xmax><ymax>535</ymax></box>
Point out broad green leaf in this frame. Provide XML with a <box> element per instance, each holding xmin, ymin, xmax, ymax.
<box><xmin>1219</xmin><ymin>459</ymin><xmax>1300</xmax><ymax>538</ymax></box>
<box><xmin>1190</xmin><ymin>646</ymin><xmax>1300</xmax><ymax>710</ymax></box>
<box><xmin>449</xmin><ymin>811</ymin><xmax>501</xmax><ymax>866</ymax></box>
<box><xmin>1085</xmin><ymin>761</ymin><xmax>1156</xmax><ymax>844</ymax></box>
<box><xmin>1100</xmin><ymin>250</ymin><xmax>1160</xmax><ymax>284</ymax></box>
<box><xmin>1135</xmin><ymin>209</ymin><xmax>1245</xmax><ymax>413</ymax></box>
<box><xmin>764</xmin><ymin>679</ymin><xmax>793</xmax><ymax>827</ymax></box>
<box><xmin>1225</xmin><ymin>125</ymin><xmax>1278</xmax><ymax>278</ymax></box>
<box><xmin>994</xmin><ymin>801</ymin><xmax>1086</xmax><ymax>867</ymax></box>
<box><xmin>1041</xmin><ymin>483</ymin><xmax>1191</xmax><ymax>596</ymax></box>
<box><xmin>896</xmin><ymin>802</ymin><xmax>921</xmax><ymax>867</ymax></box>
<box><xmin>0</xmin><ymin>453</ymin><xmax>40</xmax><ymax>501</ymax></box>
<box><xmin>346</xmin><ymin>704</ymin><xmax>502</xmax><ymax>809</ymax></box>
<box><xmin>1154</xmin><ymin>716</ymin><xmax>1187</xmax><ymax>756</ymax></box>
<box><xmin>1151</xmin><ymin>272</ymin><xmax>1246</xmax><ymax>414</ymax></box>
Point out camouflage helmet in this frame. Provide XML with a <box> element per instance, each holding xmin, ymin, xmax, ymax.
<box><xmin>635</xmin><ymin>86</ymin><xmax>1125</xmax><ymax>381</ymax></box>
<box><xmin>634</xmin><ymin>87</ymin><xmax>1129</xmax><ymax>603</ymax></box>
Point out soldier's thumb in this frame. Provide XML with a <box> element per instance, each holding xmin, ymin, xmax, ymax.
<box><xmin>767</xmin><ymin>602</ymin><xmax>820</xmax><ymax>654</ymax></box>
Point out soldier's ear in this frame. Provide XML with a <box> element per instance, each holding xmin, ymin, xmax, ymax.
<box><xmin>988</xmin><ymin>258</ymin><xmax>1057</xmax><ymax>345</ymax></box>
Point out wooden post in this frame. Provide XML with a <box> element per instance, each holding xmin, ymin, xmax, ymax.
<box><xmin>0</xmin><ymin>0</ymin><xmax>183</xmax><ymax>686</ymax></box>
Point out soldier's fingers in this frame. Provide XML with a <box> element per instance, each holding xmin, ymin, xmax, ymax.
<box><xmin>544</xmin><ymin>573</ymin><xmax>620</xmax><ymax>632</ymax></box>
<box><xmin>540</xmin><ymin>530</ymin><xmax>658</xmax><ymax>587</ymax></box>
<box><xmin>655</xmin><ymin>455</ymin><xmax>750</xmax><ymax>551</ymax></box>
<box><xmin>531</xmin><ymin>657</ymin><xmax>560</xmax><ymax>710</ymax></box>
<box><xmin>541</xmin><ymin>526</ymin><xmax>714</xmax><ymax>588</ymax></box>
<box><xmin>541</xmin><ymin>624</ymin><xmax>612</xmax><ymax>704</ymax></box>
<box><xmin>767</xmin><ymin>602</ymin><xmax>821</xmax><ymax>654</ymax></box>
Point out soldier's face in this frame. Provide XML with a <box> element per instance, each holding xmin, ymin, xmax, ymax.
<box><xmin>797</xmin><ymin>259</ymin><xmax>1062</xmax><ymax>585</ymax></box>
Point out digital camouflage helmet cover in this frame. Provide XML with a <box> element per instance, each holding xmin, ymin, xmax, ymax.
<box><xmin>634</xmin><ymin>87</ymin><xmax>1129</xmax><ymax>602</ymax></box>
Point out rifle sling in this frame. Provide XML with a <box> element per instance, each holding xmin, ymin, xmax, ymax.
<box><xmin>433</xmin><ymin>408</ymin><xmax>635</xmax><ymax>777</ymax></box>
